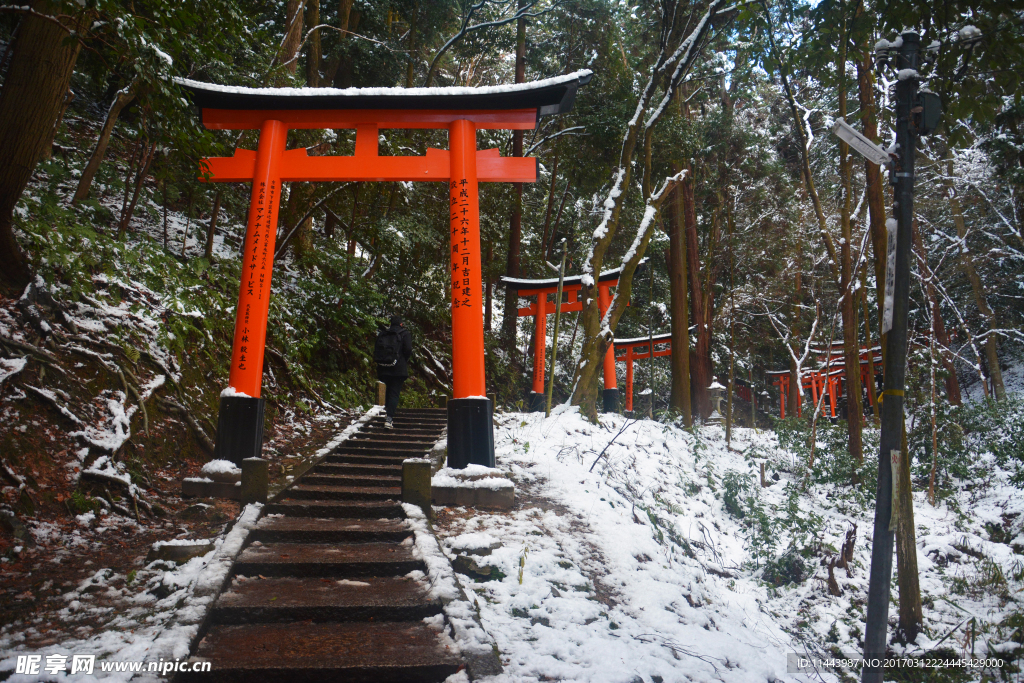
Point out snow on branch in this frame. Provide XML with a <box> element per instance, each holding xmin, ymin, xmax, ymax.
<box><xmin>424</xmin><ymin>0</ymin><xmax>552</xmax><ymax>87</ymax></box>
<box><xmin>600</xmin><ymin>171</ymin><xmax>687</xmax><ymax>337</ymax></box>
<box><xmin>279</xmin><ymin>23</ymin><xmax>398</xmax><ymax>70</ymax></box>
<box><xmin>525</xmin><ymin>126</ymin><xmax>587</xmax><ymax>156</ymax></box>
<box><xmin>760</xmin><ymin>300</ymin><xmax>821</xmax><ymax>403</ymax></box>
<box><xmin>25</xmin><ymin>384</ymin><xmax>84</xmax><ymax>426</ymax></box>
<box><xmin>584</xmin><ymin>0</ymin><xmax>728</xmax><ymax>283</ymax></box>
<box><xmin>644</xmin><ymin>0</ymin><xmax>729</xmax><ymax>132</ymax></box>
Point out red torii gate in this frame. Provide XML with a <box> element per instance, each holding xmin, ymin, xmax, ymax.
<box><xmin>179</xmin><ymin>72</ymin><xmax>591</xmax><ymax>468</ymax></box>
<box><xmin>767</xmin><ymin>344</ymin><xmax>882</xmax><ymax>419</ymax></box>
<box><xmin>614</xmin><ymin>333</ymin><xmax>672</xmax><ymax>413</ymax></box>
<box><xmin>501</xmin><ymin>261</ymin><xmax>643</xmax><ymax>412</ymax></box>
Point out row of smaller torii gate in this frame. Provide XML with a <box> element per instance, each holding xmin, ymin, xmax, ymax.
<box><xmin>504</xmin><ymin>273</ymin><xmax>883</xmax><ymax>417</ymax></box>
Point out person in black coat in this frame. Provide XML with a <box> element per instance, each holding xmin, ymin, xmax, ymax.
<box><xmin>376</xmin><ymin>315</ymin><xmax>413</xmax><ymax>428</ymax></box>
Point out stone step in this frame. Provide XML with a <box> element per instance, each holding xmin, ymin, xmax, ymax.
<box><xmin>213</xmin><ymin>576</ymin><xmax>440</xmax><ymax>624</ymax></box>
<box><xmin>345</xmin><ymin>440</ymin><xmax>436</xmax><ymax>451</ymax></box>
<box><xmin>326</xmin><ymin>453</ymin><xmax>419</xmax><ymax>466</ymax></box>
<box><xmin>368</xmin><ymin>418</ymin><xmax>446</xmax><ymax>427</ymax></box>
<box><xmin>301</xmin><ymin>473</ymin><xmax>402</xmax><ymax>488</ymax></box>
<box><xmin>284</xmin><ymin>484</ymin><xmax>400</xmax><ymax>502</ymax></box>
<box><xmin>265</xmin><ymin>499</ymin><xmax>404</xmax><ymax>518</ymax></box>
<box><xmin>235</xmin><ymin>542</ymin><xmax>422</xmax><ymax>577</ymax></box>
<box><xmin>352</xmin><ymin>433</ymin><xmax>436</xmax><ymax>444</ymax></box>
<box><xmin>335</xmin><ymin>443</ymin><xmax>430</xmax><ymax>456</ymax></box>
<box><xmin>393</xmin><ymin>408</ymin><xmax>448</xmax><ymax>415</ymax></box>
<box><xmin>250</xmin><ymin>517</ymin><xmax>411</xmax><ymax>544</ymax></box>
<box><xmin>364</xmin><ymin>425</ymin><xmax>444</xmax><ymax>433</ymax></box>
<box><xmin>362</xmin><ymin>424</ymin><xmax>442</xmax><ymax>433</ymax></box>
<box><xmin>313</xmin><ymin>462</ymin><xmax>402</xmax><ymax>477</ymax></box>
<box><xmin>183</xmin><ymin>622</ymin><xmax>460</xmax><ymax>683</ymax></box>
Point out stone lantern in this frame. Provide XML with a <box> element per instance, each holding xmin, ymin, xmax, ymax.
<box><xmin>706</xmin><ymin>381</ymin><xmax>726</xmax><ymax>425</ymax></box>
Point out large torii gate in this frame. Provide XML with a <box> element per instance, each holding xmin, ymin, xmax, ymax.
<box><xmin>179</xmin><ymin>71</ymin><xmax>591</xmax><ymax>469</ymax></box>
<box><xmin>500</xmin><ymin>260</ymin><xmax>644</xmax><ymax>412</ymax></box>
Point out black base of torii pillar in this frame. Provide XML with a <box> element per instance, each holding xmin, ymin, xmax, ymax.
<box><xmin>447</xmin><ymin>397</ymin><xmax>495</xmax><ymax>468</ymax></box>
<box><xmin>602</xmin><ymin>388</ymin><xmax>619</xmax><ymax>413</ymax></box>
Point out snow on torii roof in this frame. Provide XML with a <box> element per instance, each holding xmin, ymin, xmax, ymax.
<box><xmin>615</xmin><ymin>332</ymin><xmax>672</xmax><ymax>347</ymax></box>
<box><xmin>500</xmin><ymin>258</ymin><xmax>647</xmax><ymax>291</ymax></box>
<box><xmin>175</xmin><ymin>70</ymin><xmax>592</xmax><ymax>117</ymax></box>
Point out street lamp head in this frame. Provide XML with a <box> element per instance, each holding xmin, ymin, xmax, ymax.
<box><xmin>874</xmin><ymin>39</ymin><xmax>890</xmax><ymax>71</ymax></box>
<box><xmin>831</xmin><ymin>117</ymin><xmax>892</xmax><ymax>167</ymax></box>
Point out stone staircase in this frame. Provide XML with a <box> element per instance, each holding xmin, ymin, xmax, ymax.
<box><xmin>180</xmin><ymin>408</ymin><xmax>464</xmax><ymax>682</ymax></box>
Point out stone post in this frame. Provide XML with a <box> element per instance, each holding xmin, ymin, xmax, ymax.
<box><xmin>240</xmin><ymin>457</ymin><xmax>268</xmax><ymax>505</ymax></box>
<box><xmin>402</xmin><ymin>458</ymin><xmax>432</xmax><ymax>518</ymax></box>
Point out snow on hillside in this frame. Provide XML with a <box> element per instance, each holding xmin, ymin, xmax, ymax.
<box><xmin>432</xmin><ymin>408</ymin><xmax>1024</xmax><ymax>683</ymax></box>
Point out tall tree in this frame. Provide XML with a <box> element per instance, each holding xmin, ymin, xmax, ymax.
<box><xmin>666</xmin><ymin>173</ymin><xmax>693</xmax><ymax>425</ymax></box>
<box><xmin>832</xmin><ymin>2</ymin><xmax>864</xmax><ymax>472</ymax></box>
<box><xmin>571</xmin><ymin>0</ymin><xmax>728</xmax><ymax>418</ymax></box>
<box><xmin>0</xmin><ymin>1</ymin><xmax>89</xmax><ymax>294</ymax></box>
<box><xmin>500</xmin><ymin>0</ymin><xmax>528</xmax><ymax>357</ymax></box>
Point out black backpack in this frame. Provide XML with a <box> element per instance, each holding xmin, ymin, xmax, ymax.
<box><xmin>374</xmin><ymin>327</ymin><xmax>402</xmax><ymax>367</ymax></box>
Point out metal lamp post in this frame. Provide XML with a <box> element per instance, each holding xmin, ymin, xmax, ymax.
<box><xmin>844</xmin><ymin>29</ymin><xmax>941</xmax><ymax>683</ymax></box>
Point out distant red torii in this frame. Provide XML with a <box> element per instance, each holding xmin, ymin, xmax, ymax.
<box><xmin>614</xmin><ymin>333</ymin><xmax>672</xmax><ymax>413</ymax></box>
<box><xmin>767</xmin><ymin>344</ymin><xmax>883</xmax><ymax>419</ymax></box>
<box><xmin>501</xmin><ymin>260</ymin><xmax>645</xmax><ymax>412</ymax></box>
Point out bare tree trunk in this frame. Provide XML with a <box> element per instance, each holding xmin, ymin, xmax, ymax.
<box><xmin>39</xmin><ymin>86</ymin><xmax>73</xmax><ymax>162</ymax></box>
<box><xmin>856</xmin><ymin>49</ymin><xmax>888</xmax><ymax>322</ymax></box>
<box><xmin>0</xmin><ymin>1</ymin><xmax>88</xmax><ymax>294</ymax></box>
<box><xmin>306</xmin><ymin>0</ymin><xmax>321</xmax><ymax>86</ymax></box>
<box><xmin>749</xmin><ymin>364</ymin><xmax>756</xmax><ymax>428</ymax></box>
<box><xmin>667</xmin><ymin>176</ymin><xmax>692</xmax><ymax>426</ymax></box>
<box><xmin>181</xmin><ymin>187</ymin><xmax>194</xmax><ymax>258</ymax></box>
<box><xmin>280</xmin><ymin>0</ymin><xmax>305</xmax><ymax>77</ymax></box>
<box><xmin>72</xmin><ymin>80</ymin><xmax>138</xmax><ymax>204</ymax></box>
<box><xmin>323</xmin><ymin>0</ymin><xmax>354</xmax><ymax>86</ymax></box>
<box><xmin>546</xmin><ymin>179</ymin><xmax>571</xmax><ymax>263</ymax></box>
<box><xmin>404</xmin><ymin>2</ymin><xmax>419</xmax><ymax>87</ymax></box>
<box><xmin>912</xmin><ymin>219</ymin><xmax>962</xmax><ymax>405</ymax></box>
<box><xmin>945</xmin><ymin>154</ymin><xmax>1005</xmax><ymax>400</ymax></box>
<box><xmin>860</xmin><ymin>266</ymin><xmax>879</xmax><ymax>420</ymax></box>
<box><xmin>789</xmin><ymin>269</ymin><xmax>802</xmax><ymax>415</ymax></box>
<box><xmin>927</xmin><ymin>295</ymin><xmax>939</xmax><ymax>506</ymax></box>
<box><xmin>896</xmin><ymin>417</ymin><xmax>923</xmax><ymax>642</ymax></box>
<box><xmin>118</xmin><ymin>140</ymin><xmax>157</xmax><ymax>238</ymax></box>
<box><xmin>836</xmin><ymin>31</ymin><xmax>863</xmax><ymax>473</ymax></box>
<box><xmin>539</xmin><ymin>151</ymin><xmax>560</xmax><ymax>258</ymax></box>
<box><xmin>683</xmin><ymin>167</ymin><xmax>710</xmax><ymax>418</ymax></box>
<box><xmin>500</xmin><ymin>3</ymin><xmax>527</xmax><ymax>355</ymax></box>
<box><xmin>162</xmin><ymin>178</ymin><xmax>169</xmax><ymax>250</ymax></box>
<box><xmin>205</xmin><ymin>189</ymin><xmax>222</xmax><ymax>261</ymax></box>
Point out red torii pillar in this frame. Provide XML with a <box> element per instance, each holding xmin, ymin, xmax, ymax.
<box><xmin>614</xmin><ymin>333</ymin><xmax>672</xmax><ymax>412</ymax></box>
<box><xmin>181</xmin><ymin>73</ymin><xmax>591</xmax><ymax>467</ymax></box>
<box><xmin>519</xmin><ymin>285</ymin><xmax>583</xmax><ymax>411</ymax></box>
<box><xmin>768</xmin><ymin>371</ymin><xmax>792</xmax><ymax>419</ymax></box>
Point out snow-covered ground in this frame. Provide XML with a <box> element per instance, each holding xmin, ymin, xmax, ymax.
<box><xmin>432</xmin><ymin>407</ymin><xmax>1024</xmax><ymax>683</ymax></box>
<box><xmin>0</xmin><ymin>505</ymin><xmax>262</xmax><ymax>682</ymax></box>
<box><xmin>3</xmin><ymin>403</ymin><xmax>1021</xmax><ymax>681</ymax></box>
